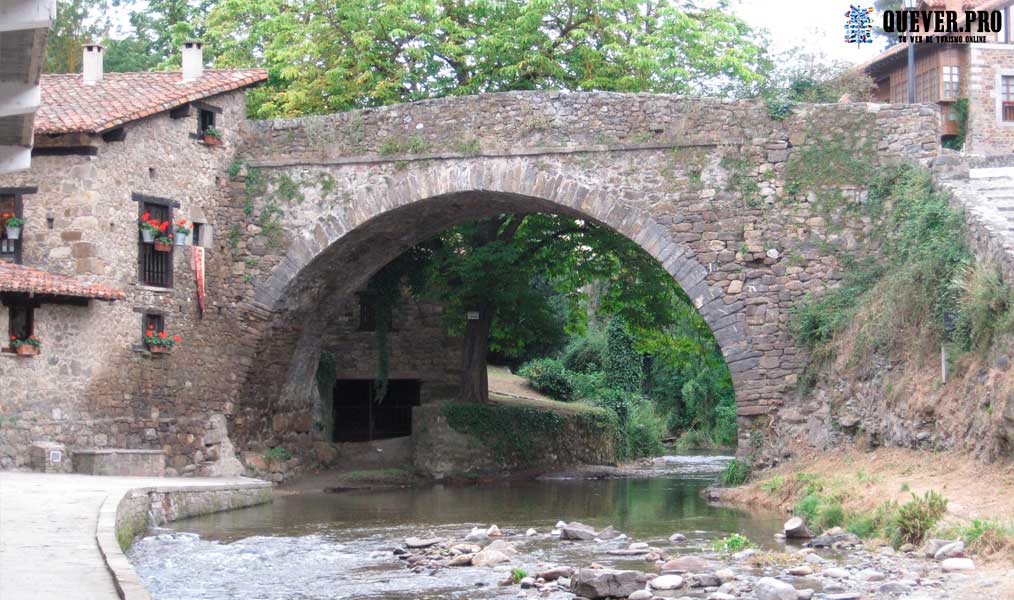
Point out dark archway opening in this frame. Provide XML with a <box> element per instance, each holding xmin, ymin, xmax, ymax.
<box><xmin>332</xmin><ymin>379</ymin><xmax>421</xmax><ymax>442</ymax></box>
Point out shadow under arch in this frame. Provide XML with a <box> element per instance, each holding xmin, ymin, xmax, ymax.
<box><xmin>237</xmin><ymin>162</ymin><xmax>754</xmax><ymax>450</ymax></box>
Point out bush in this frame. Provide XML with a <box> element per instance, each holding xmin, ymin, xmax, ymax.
<box><xmin>604</xmin><ymin>318</ymin><xmax>643</xmax><ymax>393</ymax></box>
<box><xmin>565</xmin><ymin>369</ymin><xmax>606</xmax><ymax>400</ymax></box>
<box><xmin>887</xmin><ymin>491</ymin><xmax>948</xmax><ymax>548</ymax></box>
<box><xmin>720</xmin><ymin>459</ymin><xmax>751</xmax><ymax>486</ymax></box>
<box><xmin>561</xmin><ymin>327</ymin><xmax>608</xmax><ymax>373</ymax></box>
<box><xmin>711</xmin><ymin>533</ymin><xmax>754</xmax><ymax>553</ymax></box>
<box><xmin>954</xmin><ymin>265</ymin><xmax>1014</xmax><ymax>353</ymax></box>
<box><xmin>518</xmin><ymin>358</ymin><xmax>575</xmax><ymax>402</ymax></box>
<box><xmin>620</xmin><ymin>398</ymin><xmax>667</xmax><ymax>459</ymax></box>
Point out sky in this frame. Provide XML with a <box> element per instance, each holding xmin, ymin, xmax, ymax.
<box><xmin>733</xmin><ymin>0</ymin><xmax>886</xmax><ymax>65</ymax></box>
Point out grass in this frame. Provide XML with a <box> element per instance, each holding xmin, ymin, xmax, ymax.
<box><xmin>330</xmin><ymin>468</ymin><xmax>418</xmax><ymax>487</ymax></box>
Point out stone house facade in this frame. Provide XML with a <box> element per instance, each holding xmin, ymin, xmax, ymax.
<box><xmin>858</xmin><ymin>0</ymin><xmax>1014</xmax><ymax>154</ymax></box>
<box><xmin>0</xmin><ymin>44</ymin><xmax>267</xmax><ymax>474</ymax></box>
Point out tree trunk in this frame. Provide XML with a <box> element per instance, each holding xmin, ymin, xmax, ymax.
<box><xmin>461</xmin><ymin>304</ymin><xmax>494</xmax><ymax>403</ymax></box>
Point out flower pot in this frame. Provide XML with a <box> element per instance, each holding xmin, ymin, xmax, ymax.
<box><xmin>173</xmin><ymin>232</ymin><xmax>189</xmax><ymax>246</ymax></box>
<box><xmin>203</xmin><ymin>134</ymin><xmax>222</xmax><ymax>146</ymax></box>
<box><xmin>5</xmin><ymin>226</ymin><xmax>21</xmax><ymax>240</ymax></box>
<box><xmin>153</xmin><ymin>241</ymin><xmax>173</xmax><ymax>252</ymax></box>
<box><xmin>141</xmin><ymin>229</ymin><xmax>155</xmax><ymax>243</ymax></box>
<box><xmin>147</xmin><ymin>345</ymin><xmax>170</xmax><ymax>354</ymax></box>
<box><xmin>15</xmin><ymin>345</ymin><xmax>38</xmax><ymax>356</ymax></box>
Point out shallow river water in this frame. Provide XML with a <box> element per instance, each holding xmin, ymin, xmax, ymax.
<box><xmin>129</xmin><ymin>453</ymin><xmax>786</xmax><ymax>600</ymax></box>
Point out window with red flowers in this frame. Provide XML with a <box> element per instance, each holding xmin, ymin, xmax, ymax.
<box><xmin>0</xmin><ymin>194</ymin><xmax>22</xmax><ymax>264</ymax></box>
<box><xmin>138</xmin><ymin>201</ymin><xmax>173</xmax><ymax>287</ymax></box>
<box><xmin>4</xmin><ymin>299</ymin><xmax>34</xmax><ymax>352</ymax></box>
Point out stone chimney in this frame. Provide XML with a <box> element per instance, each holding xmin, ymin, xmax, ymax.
<box><xmin>82</xmin><ymin>43</ymin><xmax>104</xmax><ymax>85</ymax></box>
<box><xmin>181</xmin><ymin>40</ymin><xmax>204</xmax><ymax>82</ymax></box>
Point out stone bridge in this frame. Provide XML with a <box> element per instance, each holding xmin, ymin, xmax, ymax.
<box><xmin>219</xmin><ymin>92</ymin><xmax>940</xmax><ymax>459</ymax></box>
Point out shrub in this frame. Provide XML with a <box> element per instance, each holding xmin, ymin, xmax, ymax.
<box><xmin>720</xmin><ymin>459</ymin><xmax>751</xmax><ymax>486</ymax></box>
<box><xmin>620</xmin><ymin>398</ymin><xmax>667</xmax><ymax>459</ymax></box>
<box><xmin>510</xmin><ymin>568</ymin><xmax>528</xmax><ymax>584</ymax></box>
<box><xmin>561</xmin><ymin>327</ymin><xmax>608</xmax><ymax>373</ymax></box>
<box><xmin>565</xmin><ymin>369</ymin><xmax>606</xmax><ymax>400</ymax></box>
<box><xmin>604</xmin><ymin>318</ymin><xmax>643</xmax><ymax>393</ymax></box>
<box><xmin>518</xmin><ymin>358</ymin><xmax>575</xmax><ymax>402</ymax></box>
<box><xmin>954</xmin><ymin>265</ymin><xmax>1014</xmax><ymax>353</ymax></box>
<box><xmin>887</xmin><ymin>491</ymin><xmax>948</xmax><ymax>548</ymax></box>
<box><xmin>711</xmin><ymin>533</ymin><xmax>753</xmax><ymax>553</ymax></box>
<box><xmin>263</xmin><ymin>447</ymin><xmax>292</xmax><ymax>462</ymax></box>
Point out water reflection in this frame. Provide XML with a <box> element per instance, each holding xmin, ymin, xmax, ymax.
<box><xmin>130</xmin><ymin>455</ymin><xmax>784</xmax><ymax>600</ymax></box>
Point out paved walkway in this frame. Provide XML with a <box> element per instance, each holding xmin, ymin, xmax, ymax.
<box><xmin>0</xmin><ymin>472</ymin><xmax>263</xmax><ymax>600</ymax></box>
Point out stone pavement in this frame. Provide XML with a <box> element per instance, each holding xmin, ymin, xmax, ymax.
<box><xmin>0</xmin><ymin>472</ymin><xmax>264</xmax><ymax>600</ymax></box>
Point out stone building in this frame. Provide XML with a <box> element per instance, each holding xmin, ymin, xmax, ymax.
<box><xmin>0</xmin><ymin>42</ymin><xmax>266</xmax><ymax>474</ymax></box>
<box><xmin>857</xmin><ymin>0</ymin><xmax>1014</xmax><ymax>154</ymax></box>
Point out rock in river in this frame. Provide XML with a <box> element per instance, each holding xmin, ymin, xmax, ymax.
<box><xmin>755</xmin><ymin>577</ymin><xmax>798</xmax><ymax>600</ymax></box>
<box><xmin>660</xmin><ymin>555</ymin><xmax>712</xmax><ymax>572</ymax></box>
<box><xmin>941</xmin><ymin>557</ymin><xmax>975</xmax><ymax>572</ymax></box>
<box><xmin>561</xmin><ymin>522</ymin><xmax>599</xmax><ymax>541</ymax></box>
<box><xmin>649</xmin><ymin>574</ymin><xmax>684</xmax><ymax>590</ymax></box>
<box><xmin>405</xmin><ymin>537</ymin><xmax>444</xmax><ymax>548</ymax></box>
<box><xmin>571</xmin><ymin>569</ymin><xmax>652</xmax><ymax>599</ymax></box>
<box><xmin>538</xmin><ymin>566</ymin><xmax>574</xmax><ymax>581</ymax></box>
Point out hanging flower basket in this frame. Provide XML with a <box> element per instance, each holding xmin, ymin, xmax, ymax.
<box><xmin>141</xmin><ymin>229</ymin><xmax>156</xmax><ymax>243</ymax></box>
<box><xmin>153</xmin><ymin>240</ymin><xmax>173</xmax><ymax>252</ymax></box>
<box><xmin>174</xmin><ymin>219</ymin><xmax>191</xmax><ymax>246</ymax></box>
<box><xmin>148</xmin><ymin>345</ymin><xmax>171</xmax><ymax>354</ymax></box>
<box><xmin>3</xmin><ymin>214</ymin><xmax>23</xmax><ymax>240</ymax></box>
<box><xmin>139</xmin><ymin>212</ymin><xmax>166</xmax><ymax>244</ymax></box>
<box><xmin>11</xmin><ymin>335</ymin><xmax>41</xmax><ymax>356</ymax></box>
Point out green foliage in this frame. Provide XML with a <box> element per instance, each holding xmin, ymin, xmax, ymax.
<box><xmin>720</xmin><ymin>459</ymin><xmax>751</xmax><ymax>486</ymax></box>
<box><xmin>711</xmin><ymin>533</ymin><xmax>754</xmax><ymax>553</ymax></box>
<box><xmin>510</xmin><ymin>568</ymin><xmax>528</xmax><ymax>584</ymax></box>
<box><xmin>316</xmin><ymin>351</ymin><xmax>337</xmax><ymax>441</ymax></box>
<box><xmin>441</xmin><ymin>402</ymin><xmax>616</xmax><ymax>466</ymax></box>
<box><xmin>604</xmin><ymin>318</ymin><xmax>642</xmax><ymax>393</ymax></box>
<box><xmin>763</xmin><ymin>95</ymin><xmax>796</xmax><ymax>120</ymax></box>
<box><xmin>274</xmin><ymin>174</ymin><xmax>305</xmax><ymax>203</ymax></box>
<box><xmin>942</xmin><ymin>98</ymin><xmax>969</xmax><ymax>151</ymax></box>
<box><xmin>263</xmin><ymin>447</ymin><xmax>292</xmax><ymax>462</ymax></box>
<box><xmin>616</xmin><ymin>396</ymin><xmax>667</xmax><ymax>460</ymax></box>
<box><xmin>886</xmin><ymin>491</ymin><xmax>948</xmax><ymax>548</ymax></box>
<box><xmin>227</xmin><ymin>226</ymin><xmax>242</xmax><ymax>248</ymax></box>
<box><xmin>518</xmin><ymin>358</ymin><xmax>576</xmax><ymax>402</ymax></box>
<box><xmin>379</xmin><ymin>135</ymin><xmax>428</xmax><ymax>156</ymax></box>
<box><xmin>760</xmin><ymin>476</ymin><xmax>784</xmax><ymax>494</ymax></box>
<box><xmin>228</xmin><ymin>161</ymin><xmax>244</xmax><ymax>179</ymax></box>
<box><xmin>205</xmin><ymin>0</ymin><xmax>767</xmax><ymax>118</ymax></box>
<box><xmin>760</xmin><ymin>47</ymin><xmax>875</xmax><ymax>108</ymax></box>
<box><xmin>561</xmin><ymin>327</ymin><xmax>608</xmax><ymax>373</ymax></box>
<box><xmin>456</xmin><ymin>139</ymin><xmax>482</xmax><ymax>155</ymax></box>
<box><xmin>953</xmin><ymin>265</ymin><xmax>1014</xmax><ymax>353</ymax></box>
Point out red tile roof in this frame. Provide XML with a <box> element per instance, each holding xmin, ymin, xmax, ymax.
<box><xmin>36</xmin><ymin>69</ymin><xmax>268</xmax><ymax>134</ymax></box>
<box><xmin>0</xmin><ymin>262</ymin><xmax>125</xmax><ymax>301</ymax></box>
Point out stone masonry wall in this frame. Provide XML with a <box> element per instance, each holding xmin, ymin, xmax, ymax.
<box><xmin>966</xmin><ymin>45</ymin><xmax>1014</xmax><ymax>155</ymax></box>
<box><xmin>0</xmin><ymin>89</ymin><xmax>251</xmax><ymax>474</ymax></box>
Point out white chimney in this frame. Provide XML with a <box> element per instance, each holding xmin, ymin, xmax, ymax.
<box><xmin>82</xmin><ymin>43</ymin><xmax>104</xmax><ymax>85</ymax></box>
<box><xmin>182</xmin><ymin>40</ymin><xmax>204</xmax><ymax>82</ymax></box>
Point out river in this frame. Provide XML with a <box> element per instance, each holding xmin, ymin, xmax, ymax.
<box><xmin>129</xmin><ymin>452</ymin><xmax>786</xmax><ymax>600</ymax></box>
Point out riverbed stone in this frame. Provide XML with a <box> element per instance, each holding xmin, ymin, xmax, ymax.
<box><xmin>669</xmin><ymin>533</ymin><xmax>687</xmax><ymax>543</ymax></box>
<box><xmin>825</xmin><ymin>593</ymin><xmax>862</xmax><ymax>600</ymax></box>
<box><xmin>650</xmin><ymin>574</ymin><xmax>684</xmax><ymax>590</ymax></box>
<box><xmin>941</xmin><ymin>557</ymin><xmax>975</xmax><ymax>571</ymax></box>
<box><xmin>448</xmin><ymin>553</ymin><xmax>474</xmax><ymax>566</ymax></box>
<box><xmin>788</xmin><ymin>565</ymin><xmax>813</xmax><ymax>576</ymax></box>
<box><xmin>471</xmin><ymin>549</ymin><xmax>511</xmax><ymax>567</ymax></box>
<box><xmin>628</xmin><ymin>591</ymin><xmax>653</xmax><ymax>600</ymax></box>
<box><xmin>934</xmin><ymin>541</ymin><xmax>964</xmax><ymax>559</ymax></box>
<box><xmin>405</xmin><ymin>536</ymin><xmax>444</xmax><ymax>548</ymax></box>
<box><xmin>538</xmin><ymin>566</ymin><xmax>574</xmax><ymax>581</ymax></box>
<box><xmin>858</xmin><ymin>568</ymin><xmax>886</xmax><ymax>581</ymax></box>
<box><xmin>571</xmin><ymin>569</ymin><xmax>652</xmax><ymax>599</ymax></box>
<box><xmin>796</xmin><ymin>590</ymin><xmax>814</xmax><ymax>600</ymax></box>
<box><xmin>562</xmin><ymin>522</ymin><xmax>599</xmax><ymax>541</ymax></box>
<box><xmin>822</xmin><ymin>567</ymin><xmax>849</xmax><ymax>578</ymax></box>
<box><xmin>921</xmin><ymin>539</ymin><xmax>954</xmax><ymax>558</ymax></box>
<box><xmin>689</xmin><ymin>573</ymin><xmax>721</xmax><ymax>587</ymax></box>
<box><xmin>878</xmin><ymin>581</ymin><xmax>912</xmax><ymax>593</ymax></box>
<box><xmin>755</xmin><ymin>577</ymin><xmax>798</xmax><ymax>600</ymax></box>
<box><xmin>661</xmin><ymin>556</ymin><xmax>712</xmax><ymax>571</ymax></box>
<box><xmin>486</xmin><ymin>524</ymin><xmax>502</xmax><ymax>537</ymax></box>
<box><xmin>714</xmin><ymin>568</ymin><xmax>736</xmax><ymax>582</ymax></box>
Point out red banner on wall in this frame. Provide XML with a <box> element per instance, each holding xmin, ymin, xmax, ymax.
<box><xmin>191</xmin><ymin>246</ymin><xmax>205</xmax><ymax>317</ymax></box>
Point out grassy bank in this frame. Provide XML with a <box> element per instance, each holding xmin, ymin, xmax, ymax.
<box><xmin>721</xmin><ymin>448</ymin><xmax>1014</xmax><ymax>564</ymax></box>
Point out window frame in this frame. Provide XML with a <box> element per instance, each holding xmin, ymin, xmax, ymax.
<box><xmin>137</xmin><ymin>198</ymin><xmax>174</xmax><ymax>288</ymax></box>
<box><xmin>1000</xmin><ymin>73</ymin><xmax>1014</xmax><ymax>123</ymax></box>
<box><xmin>0</xmin><ymin>193</ymin><xmax>24</xmax><ymax>265</ymax></box>
<box><xmin>142</xmin><ymin>312</ymin><xmax>165</xmax><ymax>342</ymax></box>
<box><xmin>3</xmin><ymin>296</ymin><xmax>37</xmax><ymax>352</ymax></box>
<box><xmin>942</xmin><ymin>66</ymin><xmax>960</xmax><ymax>100</ymax></box>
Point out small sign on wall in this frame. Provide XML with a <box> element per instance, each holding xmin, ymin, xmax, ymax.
<box><xmin>466</xmin><ymin>311</ymin><xmax>480</xmax><ymax>320</ymax></box>
<box><xmin>49</xmin><ymin>450</ymin><xmax>62</xmax><ymax>463</ymax></box>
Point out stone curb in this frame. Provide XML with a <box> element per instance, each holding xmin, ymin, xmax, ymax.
<box><xmin>94</xmin><ymin>481</ymin><xmax>273</xmax><ymax>600</ymax></box>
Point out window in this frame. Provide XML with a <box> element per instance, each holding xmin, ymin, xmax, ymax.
<box><xmin>8</xmin><ymin>304</ymin><xmax>33</xmax><ymax>341</ymax></box>
<box><xmin>0</xmin><ymin>194</ymin><xmax>21</xmax><ymax>264</ymax></box>
<box><xmin>142</xmin><ymin>312</ymin><xmax>164</xmax><ymax>341</ymax></box>
<box><xmin>138</xmin><ymin>201</ymin><xmax>173</xmax><ymax>287</ymax></box>
<box><xmin>892</xmin><ymin>82</ymin><xmax>905</xmax><ymax>104</ymax></box>
<box><xmin>357</xmin><ymin>291</ymin><xmax>377</xmax><ymax>332</ymax></box>
<box><xmin>198</xmin><ymin>109</ymin><xmax>215</xmax><ymax>135</ymax></box>
<box><xmin>915</xmin><ymin>70</ymin><xmax>938</xmax><ymax>103</ymax></box>
<box><xmin>1003</xmin><ymin>76</ymin><xmax>1014</xmax><ymax>122</ymax></box>
<box><xmin>942</xmin><ymin>66</ymin><xmax>960</xmax><ymax>99</ymax></box>
<box><xmin>947</xmin><ymin>106</ymin><xmax>959</xmax><ymax>121</ymax></box>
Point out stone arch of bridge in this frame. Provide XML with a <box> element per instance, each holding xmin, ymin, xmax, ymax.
<box><xmin>239</xmin><ymin>159</ymin><xmax>757</xmax><ymax>451</ymax></box>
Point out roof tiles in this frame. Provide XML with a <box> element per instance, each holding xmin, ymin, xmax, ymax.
<box><xmin>0</xmin><ymin>262</ymin><xmax>126</xmax><ymax>301</ymax></box>
<box><xmin>36</xmin><ymin>69</ymin><xmax>267</xmax><ymax>134</ymax></box>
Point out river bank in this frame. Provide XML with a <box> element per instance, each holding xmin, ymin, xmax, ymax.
<box><xmin>127</xmin><ymin>450</ymin><xmax>1012</xmax><ymax>600</ymax></box>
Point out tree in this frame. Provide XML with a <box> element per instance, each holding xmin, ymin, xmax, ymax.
<box><xmin>873</xmin><ymin>0</ymin><xmax>902</xmax><ymax>48</ymax></box>
<box><xmin>390</xmin><ymin>214</ymin><xmax>686</xmax><ymax>403</ymax></box>
<box><xmin>44</xmin><ymin>0</ymin><xmax>111</xmax><ymax>73</ymax></box>
<box><xmin>205</xmin><ymin>0</ymin><xmax>768</xmax><ymax>117</ymax></box>
<box><xmin>118</xmin><ymin>0</ymin><xmax>216</xmax><ymax>70</ymax></box>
